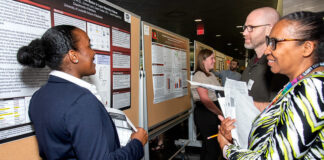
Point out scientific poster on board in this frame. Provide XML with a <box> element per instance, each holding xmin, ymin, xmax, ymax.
<box><xmin>0</xmin><ymin>0</ymin><xmax>132</xmax><ymax>143</ymax></box>
<box><xmin>151</xmin><ymin>29</ymin><xmax>188</xmax><ymax>104</ymax></box>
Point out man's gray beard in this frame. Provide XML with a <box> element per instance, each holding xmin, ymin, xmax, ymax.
<box><xmin>244</xmin><ymin>43</ymin><xmax>255</xmax><ymax>49</ymax></box>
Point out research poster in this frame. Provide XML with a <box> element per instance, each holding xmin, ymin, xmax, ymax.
<box><xmin>0</xmin><ymin>0</ymin><xmax>132</xmax><ymax>143</ymax></box>
<box><xmin>151</xmin><ymin>29</ymin><xmax>188</xmax><ymax>103</ymax></box>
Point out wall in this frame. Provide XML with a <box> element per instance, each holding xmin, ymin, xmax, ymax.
<box><xmin>283</xmin><ymin>0</ymin><xmax>324</xmax><ymax>15</ymax></box>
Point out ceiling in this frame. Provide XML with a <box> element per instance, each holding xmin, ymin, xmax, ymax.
<box><xmin>105</xmin><ymin>0</ymin><xmax>278</xmax><ymax>59</ymax></box>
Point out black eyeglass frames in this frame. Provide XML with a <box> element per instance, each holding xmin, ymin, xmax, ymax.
<box><xmin>242</xmin><ymin>24</ymin><xmax>270</xmax><ymax>32</ymax></box>
<box><xmin>265</xmin><ymin>36</ymin><xmax>306</xmax><ymax>50</ymax></box>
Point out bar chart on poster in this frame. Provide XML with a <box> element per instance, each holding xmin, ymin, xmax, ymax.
<box><xmin>142</xmin><ymin>22</ymin><xmax>191</xmax><ymax>128</ymax></box>
<box><xmin>151</xmin><ymin>29</ymin><xmax>188</xmax><ymax>104</ymax></box>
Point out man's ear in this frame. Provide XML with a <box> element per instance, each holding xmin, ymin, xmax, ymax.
<box><xmin>303</xmin><ymin>41</ymin><xmax>315</xmax><ymax>57</ymax></box>
<box><xmin>265</xmin><ymin>26</ymin><xmax>272</xmax><ymax>36</ymax></box>
<box><xmin>67</xmin><ymin>50</ymin><xmax>79</xmax><ymax>64</ymax></box>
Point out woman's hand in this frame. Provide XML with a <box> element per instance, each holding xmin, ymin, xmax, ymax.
<box><xmin>197</xmin><ymin>87</ymin><xmax>223</xmax><ymax>115</ymax></box>
<box><xmin>217</xmin><ymin>127</ymin><xmax>231</xmax><ymax>150</ymax></box>
<box><xmin>218</xmin><ymin>115</ymin><xmax>236</xmax><ymax>142</ymax></box>
<box><xmin>131</xmin><ymin>127</ymin><xmax>148</xmax><ymax>146</ymax></box>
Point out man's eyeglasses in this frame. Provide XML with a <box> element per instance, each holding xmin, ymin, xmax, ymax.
<box><xmin>243</xmin><ymin>24</ymin><xmax>270</xmax><ymax>32</ymax></box>
<box><xmin>265</xmin><ymin>36</ymin><xmax>305</xmax><ymax>50</ymax></box>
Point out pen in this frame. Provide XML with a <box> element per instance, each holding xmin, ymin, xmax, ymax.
<box><xmin>207</xmin><ymin>134</ymin><xmax>218</xmax><ymax>139</ymax></box>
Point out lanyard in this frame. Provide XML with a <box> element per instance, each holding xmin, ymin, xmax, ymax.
<box><xmin>267</xmin><ymin>62</ymin><xmax>324</xmax><ymax>109</ymax></box>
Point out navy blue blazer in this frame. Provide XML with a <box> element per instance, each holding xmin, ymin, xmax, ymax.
<box><xmin>29</xmin><ymin>75</ymin><xmax>143</xmax><ymax>160</ymax></box>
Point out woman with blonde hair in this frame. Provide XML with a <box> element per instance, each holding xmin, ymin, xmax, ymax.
<box><xmin>191</xmin><ymin>49</ymin><xmax>223</xmax><ymax>159</ymax></box>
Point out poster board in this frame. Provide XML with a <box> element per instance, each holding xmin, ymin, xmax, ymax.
<box><xmin>215</xmin><ymin>50</ymin><xmax>226</xmax><ymax>72</ymax></box>
<box><xmin>0</xmin><ymin>0</ymin><xmax>141</xmax><ymax>159</ymax></box>
<box><xmin>224</xmin><ymin>56</ymin><xmax>233</xmax><ymax>70</ymax></box>
<box><xmin>142</xmin><ymin>22</ymin><xmax>191</xmax><ymax>128</ymax></box>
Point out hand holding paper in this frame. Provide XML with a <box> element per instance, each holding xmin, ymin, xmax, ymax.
<box><xmin>188</xmin><ymin>79</ymin><xmax>260</xmax><ymax>149</ymax></box>
<box><xmin>131</xmin><ymin>128</ymin><xmax>148</xmax><ymax>146</ymax></box>
<box><xmin>106</xmin><ymin>108</ymin><xmax>139</xmax><ymax>147</ymax></box>
<box><xmin>218</xmin><ymin>115</ymin><xmax>235</xmax><ymax>142</ymax></box>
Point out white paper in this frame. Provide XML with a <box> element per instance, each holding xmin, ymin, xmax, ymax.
<box><xmin>112</xmin><ymin>28</ymin><xmax>130</xmax><ymax>49</ymax></box>
<box><xmin>0</xmin><ymin>98</ymin><xmax>27</xmax><ymax>129</ymax></box>
<box><xmin>151</xmin><ymin>43</ymin><xmax>188</xmax><ymax>104</ymax></box>
<box><xmin>223</xmin><ymin>79</ymin><xmax>260</xmax><ymax>149</ymax></box>
<box><xmin>112</xmin><ymin>91</ymin><xmax>130</xmax><ymax>109</ymax></box>
<box><xmin>144</xmin><ymin>25</ymin><xmax>149</xmax><ymax>35</ymax></box>
<box><xmin>113</xmin><ymin>52</ymin><xmax>130</xmax><ymax>68</ymax></box>
<box><xmin>83</xmin><ymin>54</ymin><xmax>111</xmax><ymax>108</ymax></box>
<box><xmin>189</xmin><ymin>79</ymin><xmax>260</xmax><ymax>149</ymax></box>
<box><xmin>113</xmin><ymin>73</ymin><xmax>130</xmax><ymax>89</ymax></box>
<box><xmin>106</xmin><ymin>108</ymin><xmax>137</xmax><ymax>147</ymax></box>
<box><xmin>187</xmin><ymin>80</ymin><xmax>224</xmax><ymax>91</ymax></box>
<box><xmin>0</xmin><ymin>0</ymin><xmax>51</xmax><ymax>98</ymax></box>
<box><xmin>54</xmin><ymin>12</ymin><xmax>87</xmax><ymax>32</ymax></box>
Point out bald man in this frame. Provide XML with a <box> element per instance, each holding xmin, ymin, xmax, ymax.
<box><xmin>241</xmin><ymin>7</ymin><xmax>288</xmax><ymax>111</ymax></box>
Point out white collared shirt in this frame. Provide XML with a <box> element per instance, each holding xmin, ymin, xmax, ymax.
<box><xmin>50</xmin><ymin>70</ymin><xmax>102</xmax><ymax>102</ymax></box>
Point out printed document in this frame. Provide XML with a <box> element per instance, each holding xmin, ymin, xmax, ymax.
<box><xmin>188</xmin><ymin>79</ymin><xmax>260</xmax><ymax>149</ymax></box>
<box><xmin>106</xmin><ymin>108</ymin><xmax>137</xmax><ymax>147</ymax></box>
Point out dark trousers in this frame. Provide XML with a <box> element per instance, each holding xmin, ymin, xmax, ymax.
<box><xmin>194</xmin><ymin>101</ymin><xmax>222</xmax><ymax>160</ymax></box>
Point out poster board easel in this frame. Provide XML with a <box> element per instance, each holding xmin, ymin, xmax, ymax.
<box><xmin>142</xmin><ymin>21</ymin><xmax>191</xmax><ymax>129</ymax></box>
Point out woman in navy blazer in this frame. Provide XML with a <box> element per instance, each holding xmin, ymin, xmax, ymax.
<box><xmin>17</xmin><ymin>25</ymin><xmax>148</xmax><ymax>160</ymax></box>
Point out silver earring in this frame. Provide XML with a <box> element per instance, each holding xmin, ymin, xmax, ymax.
<box><xmin>75</xmin><ymin>60</ymin><xmax>79</xmax><ymax>63</ymax></box>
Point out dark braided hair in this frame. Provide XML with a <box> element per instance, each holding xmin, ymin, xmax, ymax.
<box><xmin>17</xmin><ymin>25</ymin><xmax>79</xmax><ymax>70</ymax></box>
<box><xmin>281</xmin><ymin>11</ymin><xmax>324</xmax><ymax>63</ymax></box>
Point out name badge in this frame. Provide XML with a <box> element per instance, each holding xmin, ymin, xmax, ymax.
<box><xmin>247</xmin><ymin>79</ymin><xmax>254</xmax><ymax>90</ymax></box>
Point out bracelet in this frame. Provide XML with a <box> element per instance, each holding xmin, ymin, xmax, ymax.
<box><xmin>223</xmin><ymin>143</ymin><xmax>231</xmax><ymax>159</ymax></box>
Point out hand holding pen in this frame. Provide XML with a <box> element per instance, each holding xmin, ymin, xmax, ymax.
<box><xmin>207</xmin><ymin>134</ymin><xmax>218</xmax><ymax>140</ymax></box>
<box><xmin>218</xmin><ymin>115</ymin><xmax>236</xmax><ymax>142</ymax></box>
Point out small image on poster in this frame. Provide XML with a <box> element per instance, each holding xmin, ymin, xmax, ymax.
<box><xmin>87</xmin><ymin>22</ymin><xmax>110</xmax><ymax>52</ymax></box>
<box><xmin>83</xmin><ymin>54</ymin><xmax>111</xmax><ymax>108</ymax></box>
